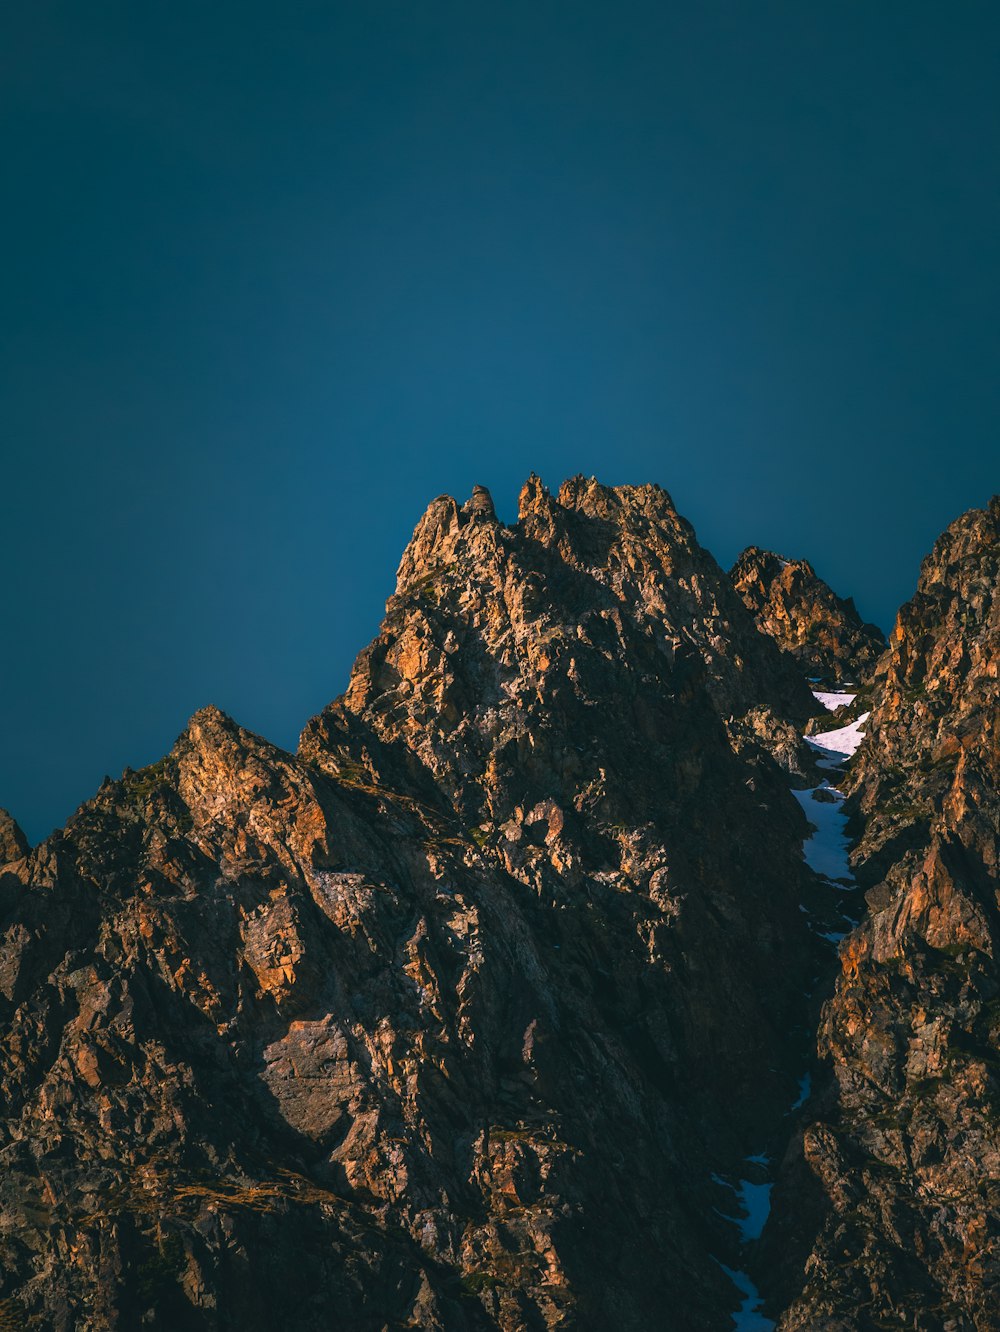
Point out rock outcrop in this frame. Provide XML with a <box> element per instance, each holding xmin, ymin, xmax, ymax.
<box><xmin>0</xmin><ymin>477</ymin><xmax>995</xmax><ymax>1331</ymax></box>
<box><xmin>0</xmin><ymin>810</ymin><xmax>28</xmax><ymax>865</ymax></box>
<box><xmin>0</xmin><ymin>478</ymin><xmax>822</xmax><ymax>1331</ymax></box>
<box><xmin>731</xmin><ymin>547</ymin><xmax>886</xmax><ymax>683</ymax></box>
<box><xmin>775</xmin><ymin>497</ymin><xmax>1000</xmax><ymax>1331</ymax></box>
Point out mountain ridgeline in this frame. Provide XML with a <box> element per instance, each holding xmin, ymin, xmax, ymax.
<box><xmin>0</xmin><ymin>478</ymin><xmax>996</xmax><ymax>1331</ymax></box>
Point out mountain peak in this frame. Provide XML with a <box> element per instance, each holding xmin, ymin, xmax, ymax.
<box><xmin>462</xmin><ymin>482</ymin><xmax>496</xmax><ymax>520</ymax></box>
<box><xmin>0</xmin><ymin>808</ymin><xmax>29</xmax><ymax>863</ymax></box>
<box><xmin>731</xmin><ymin>545</ymin><xmax>886</xmax><ymax>682</ymax></box>
<box><xmin>351</xmin><ymin>477</ymin><xmax>815</xmax><ymax>783</ymax></box>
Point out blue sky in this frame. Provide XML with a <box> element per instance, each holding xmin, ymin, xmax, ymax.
<box><xmin>3</xmin><ymin>2</ymin><xmax>998</xmax><ymax>841</ymax></box>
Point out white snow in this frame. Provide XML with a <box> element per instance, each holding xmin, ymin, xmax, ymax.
<box><xmin>805</xmin><ymin>712</ymin><xmax>870</xmax><ymax>766</ymax></box>
<box><xmin>791</xmin><ymin>785</ymin><xmax>853</xmax><ymax>882</ymax></box>
<box><xmin>712</xmin><ymin>1169</ymin><xmax>774</xmax><ymax>1325</ymax></box>
<box><xmin>716</xmin><ymin>1181</ymin><xmax>773</xmax><ymax>1242</ymax></box>
<box><xmin>811</xmin><ymin>689</ymin><xmax>857</xmax><ymax>711</ymax></box>
<box><xmin>711</xmin><ymin>692</ymin><xmax>866</xmax><ymax>1332</ymax></box>
<box><xmin>793</xmin><ymin>779</ymin><xmax>861</xmax><ymax>950</ymax></box>
<box><xmin>735</xmin><ymin>1181</ymin><xmax>772</xmax><ymax>1242</ymax></box>
<box><xmin>715</xmin><ymin>1261</ymin><xmax>776</xmax><ymax>1331</ymax></box>
<box><xmin>791</xmin><ymin>1073</ymin><xmax>811</xmax><ymax>1110</ymax></box>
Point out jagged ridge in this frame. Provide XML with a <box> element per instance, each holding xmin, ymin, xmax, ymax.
<box><xmin>0</xmin><ymin>477</ymin><xmax>822</xmax><ymax>1331</ymax></box>
<box><xmin>731</xmin><ymin>546</ymin><xmax>886</xmax><ymax>684</ymax></box>
<box><xmin>0</xmin><ymin>478</ymin><xmax>995</xmax><ymax>1332</ymax></box>
<box><xmin>775</xmin><ymin>497</ymin><xmax>1000</xmax><ymax>1331</ymax></box>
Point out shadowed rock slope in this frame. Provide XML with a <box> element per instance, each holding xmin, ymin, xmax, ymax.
<box><xmin>1</xmin><ymin>478</ymin><xmax>996</xmax><ymax>1332</ymax></box>
<box><xmin>0</xmin><ymin>477</ymin><xmax>823</xmax><ymax>1331</ymax></box>
<box><xmin>773</xmin><ymin>497</ymin><xmax>1000</xmax><ymax>1331</ymax></box>
<box><xmin>731</xmin><ymin>547</ymin><xmax>886</xmax><ymax>683</ymax></box>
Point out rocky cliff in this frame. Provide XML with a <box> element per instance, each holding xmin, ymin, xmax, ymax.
<box><xmin>774</xmin><ymin>498</ymin><xmax>1000</xmax><ymax>1331</ymax></box>
<box><xmin>0</xmin><ymin>478</ymin><xmax>995</xmax><ymax>1332</ymax></box>
<box><xmin>730</xmin><ymin>547</ymin><xmax>886</xmax><ymax>683</ymax></box>
<box><xmin>0</xmin><ymin>477</ymin><xmax>824</xmax><ymax>1331</ymax></box>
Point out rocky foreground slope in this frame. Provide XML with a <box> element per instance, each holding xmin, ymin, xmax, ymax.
<box><xmin>0</xmin><ymin>477</ymin><xmax>995</xmax><ymax>1331</ymax></box>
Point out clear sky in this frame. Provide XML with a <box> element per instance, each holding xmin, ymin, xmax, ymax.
<box><xmin>2</xmin><ymin>3</ymin><xmax>998</xmax><ymax>843</ymax></box>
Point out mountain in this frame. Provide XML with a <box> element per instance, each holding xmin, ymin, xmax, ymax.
<box><xmin>0</xmin><ymin>478</ymin><xmax>995</xmax><ymax>1331</ymax></box>
<box><xmin>775</xmin><ymin>496</ymin><xmax>1000</xmax><ymax>1331</ymax></box>
<box><xmin>730</xmin><ymin>547</ymin><xmax>887</xmax><ymax>683</ymax></box>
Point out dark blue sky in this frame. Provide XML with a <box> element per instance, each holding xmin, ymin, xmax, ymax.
<box><xmin>3</xmin><ymin>3</ymin><xmax>998</xmax><ymax>843</ymax></box>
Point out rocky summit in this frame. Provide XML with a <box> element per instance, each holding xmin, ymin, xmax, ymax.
<box><xmin>731</xmin><ymin>547</ymin><xmax>887</xmax><ymax>684</ymax></box>
<box><xmin>0</xmin><ymin>477</ymin><xmax>996</xmax><ymax>1332</ymax></box>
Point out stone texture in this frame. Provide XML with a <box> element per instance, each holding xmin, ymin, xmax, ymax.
<box><xmin>774</xmin><ymin>497</ymin><xmax>1000</xmax><ymax>1331</ymax></box>
<box><xmin>0</xmin><ymin>478</ymin><xmax>821</xmax><ymax>1331</ymax></box>
<box><xmin>731</xmin><ymin>547</ymin><xmax>886</xmax><ymax>683</ymax></box>
<box><xmin>0</xmin><ymin>478</ymin><xmax>995</xmax><ymax>1331</ymax></box>
<box><xmin>0</xmin><ymin>809</ymin><xmax>29</xmax><ymax>865</ymax></box>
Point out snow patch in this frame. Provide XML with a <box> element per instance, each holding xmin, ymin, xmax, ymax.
<box><xmin>735</xmin><ymin>1180</ymin><xmax>772</xmax><ymax>1242</ymax></box>
<box><xmin>792</xmin><ymin>784</ymin><xmax>853</xmax><ymax>882</ymax></box>
<box><xmin>708</xmin><ymin>683</ymin><xmax>864</xmax><ymax>1332</ymax></box>
<box><xmin>714</xmin><ymin>1174</ymin><xmax>772</xmax><ymax>1243</ymax></box>
<box><xmin>811</xmin><ymin>689</ymin><xmax>857</xmax><ymax>711</ymax></box>
<box><xmin>715</xmin><ymin>1261</ymin><xmax>776</xmax><ymax>1331</ymax></box>
<box><xmin>791</xmin><ymin>1073</ymin><xmax>811</xmax><ymax>1110</ymax></box>
<box><xmin>805</xmin><ymin>712</ymin><xmax>870</xmax><ymax>766</ymax></box>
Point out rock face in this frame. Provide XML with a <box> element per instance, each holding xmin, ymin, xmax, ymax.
<box><xmin>0</xmin><ymin>477</ymin><xmax>995</xmax><ymax>1332</ymax></box>
<box><xmin>0</xmin><ymin>478</ymin><xmax>822</xmax><ymax>1331</ymax></box>
<box><xmin>731</xmin><ymin>547</ymin><xmax>886</xmax><ymax>682</ymax></box>
<box><xmin>0</xmin><ymin>810</ymin><xmax>29</xmax><ymax>865</ymax></box>
<box><xmin>776</xmin><ymin>497</ymin><xmax>1000</xmax><ymax>1331</ymax></box>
